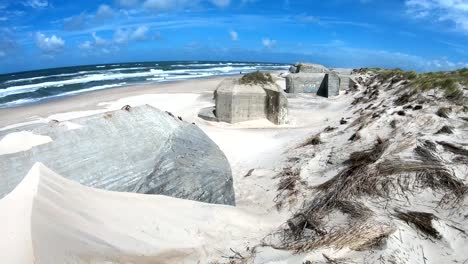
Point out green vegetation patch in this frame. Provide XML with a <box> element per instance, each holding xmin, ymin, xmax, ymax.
<box><xmin>239</xmin><ymin>71</ymin><xmax>274</xmax><ymax>85</ymax></box>
<box><xmin>363</xmin><ymin>67</ymin><xmax>467</xmax><ymax>101</ymax></box>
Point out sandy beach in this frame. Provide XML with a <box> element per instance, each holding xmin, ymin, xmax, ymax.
<box><xmin>1</xmin><ymin>68</ymin><xmax>467</xmax><ymax>263</ymax></box>
<box><xmin>0</xmin><ymin>72</ymin><xmax>354</xmax><ymax>263</ymax></box>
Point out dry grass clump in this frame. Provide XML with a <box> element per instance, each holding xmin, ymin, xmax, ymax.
<box><xmin>437</xmin><ymin>141</ymin><xmax>468</xmax><ymax>156</ymax></box>
<box><xmin>395</xmin><ymin>210</ymin><xmax>441</xmax><ymax>239</ymax></box>
<box><xmin>394</xmin><ymin>91</ymin><xmax>416</xmax><ymax>106</ymax></box>
<box><xmin>239</xmin><ymin>71</ymin><xmax>274</xmax><ymax>85</ymax></box>
<box><xmin>435</xmin><ymin>126</ymin><xmax>454</xmax><ymax>134</ymax></box>
<box><xmin>274</xmin><ymin>166</ymin><xmax>304</xmax><ymax>210</ymax></box>
<box><xmin>436</xmin><ymin>107</ymin><xmax>452</xmax><ymax>118</ymax></box>
<box><xmin>298</xmin><ymin>133</ymin><xmax>321</xmax><ymax>148</ymax></box>
<box><xmin>273</xmin><ymin>136</ymin><xmax>467</xmax><ymax>252</ymax></box>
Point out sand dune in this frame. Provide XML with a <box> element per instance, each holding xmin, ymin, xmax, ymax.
<box><xmin>0</xmin><ymin>163</ymin><xmax>277</xmax><ymax>264</ymax></box>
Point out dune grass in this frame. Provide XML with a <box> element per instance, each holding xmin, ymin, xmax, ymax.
<box><xmin>239</xmin><ymin>71</ymin><xmax>274</xmax><ymax>85</ymax></box>
<box><xmin>363</xmin><ymin>68</ymin><xmax>467</xmax><ymax>101</ymax></box>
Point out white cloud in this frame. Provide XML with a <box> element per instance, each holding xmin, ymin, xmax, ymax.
<box><xmin>92</xmin><ymin>32</ymin><xmax>109</xmax><ymax>46</ymax></box>
<box><xmin>96</xmin><ymin>4</ymin><xmax>115</xmax><ymax>21</ymax></box>
<box><xmin>132</xmin><ymin>26</ymin><xmax>149</xmax><ymax>41</ymax></box>
<box><xmin>23</xmin><ymin>0</ymin><xmax>48</xmax><ymax>8</ymax></box>
<box><xmin>35</xmin><ymin>32</ymin><xmax>65</xmax><ymax>53</ymax></box>
<box><xmin>211</xmin><ymin>0</ymin><xmax>230</xmax><ymax>7</ymax></box>
<box><xmin>229</xmin><ymin>30</ymin><xmax>238</xmax><ymax>41</ymax></box>
<box><xmin>405</xmin><ymin>0</ymin><xmax>468</xmax><ymax>33</ymax></box>
<box><xmin>113</xmin><ymin>28</ymin><xmax>129</xmax><ymax>44</ymax></box>
<box><xmin>78</xmin><ymin>41</ymin><xmax>92</xmax><ymax>50</ymax></box>
<box><xmin>262</xmin><ymin>38</ymin><xmax>277</xmax><ymax>48</ymax></box>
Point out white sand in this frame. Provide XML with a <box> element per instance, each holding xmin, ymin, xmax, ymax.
<box><xmin>0</xmin><ymin>131</ymin><xmax>52</xmax><ymax>155</ymax></box>
<box><xmin>0</xmin><ymin>75</ymin><xmax>354</xmax><ymax>263</ymax></box>
<box><xmin>7</xmin><ymin>74</ymin><xmax>463</xmax><ymax>263</ymax></box>
<box><xmin>0</xmin><ymin>163</ymin><xmax>278</xmax><ymax>263</ymax></box>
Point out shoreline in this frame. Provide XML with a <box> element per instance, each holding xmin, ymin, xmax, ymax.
<box><xmin>0</xmin><ymin>76</ymin><xmax>228</xmax><ymax>128</ymax></box>
<box><xmin>0</xmin><ymin>71</ymin><xmax>287</xmax><ymax>129</ymax></box>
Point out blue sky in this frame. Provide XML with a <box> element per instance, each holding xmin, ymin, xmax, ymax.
<box><xmin>0</xmin><ymin>0</ymin><xmax>467</xmax><ymax>73</ymax></box>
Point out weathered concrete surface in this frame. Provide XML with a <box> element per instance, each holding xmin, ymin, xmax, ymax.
<box><xmin>327</xmin><ymin>71</ymin><xmax>341</xmax><ymax>97</ymax></box>
<box><xmin>339</xmin><ymin>75</ymin><xmax>357</xmax><ymax>90</ymax></box>
<box><xmin>198</xmin><ymin>106</ymin><xmax>218</xmax><ymax>122</ymax></box>
<box><xmin>264</xmin><ymin>85</ymin><xmax>288</xmax><ymax>125</ymax></box>
<box><xmin>295</xmin><ymin>62</ymin><xmax>329</xmax><ymax>73</ymax></box>
<box><xmin>286</xmin><ymin>73</ymin><xmax>326</xmax><ymax>93</ymax></box>
<box><xmin>216</xmin><ymin>78</ymin><xmax>267</xmax><ymax>124</ymax></box>
<box><xmin>0</xmin><ymin>105</ymin><xmax>235</xmax><ymax>205</ymax></box>
<box><xmin>285</xmin><ymin>63</ymin><xmax>350</xmax><ymax>98</ymax></box>
<box><xmin>289</xmin><ymin>65</ymin><xmax>298</xmax><ymax>74</ymax></box>
<box><xmin>214</xmin><ymin>78</ymin><xmax>288</xmax><ymax>124</ymax></box>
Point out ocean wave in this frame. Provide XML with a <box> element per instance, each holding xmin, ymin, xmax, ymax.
<box><xmin>3</xmin><ymin>67</ymin><xmax>153</xmax><ymax>85</ymax></box>
<box><xmin>4</xmin><ymin>71</ymin><xmax>90</xmax><ymax>84</ymax></box>
<box><xmin>0</xmin><ymin>82</ymin><xmax>128</xmax><ymax>108</ymax></box>
<box><xmin>0</xmin><ymin>62</ymin><xmax>289</xmax><ymax>108</ymax></box>
<box><xmin>0</xmin><ymin>70</ymin><xmax>164</xmax><ymax>98</ymax></box>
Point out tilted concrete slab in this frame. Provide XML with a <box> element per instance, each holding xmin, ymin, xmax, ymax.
<box><xmin>0</xmin><ymin>105</ymin><xmax>236</xmax><ymax>205</ymax></box>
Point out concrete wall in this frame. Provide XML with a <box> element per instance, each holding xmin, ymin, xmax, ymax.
<box><xmin>264</xmin><ymin>86</ymin><xmax>288</xmax><ymax>125</ymax></box>
<box><xmin>286</xmin><ymin>73</ymin><xmax>326</xmax><ymax>93</ymax></box>
<box><xmin>215</xmin><ymin>79</ymin><xmax>268</xmax><ymax>124</ymax></box>
<box><xmin>0</xmin><ymin>106</ymin><xmax>236</xmax><ymax>205</ymax></box>
<box><xmin>213</xmin><ymin>78</ymin><xmax>288</xmax><ymax>125</ymax></box>
<box><xmin>327</xmin><ymin>72</ymin><xmax>341</xmax><ymax>97</ymax></box>
<box><xmin>338</xmin><ymin>75</ymin><xmax>357</xmax><ymax>91</ymax></box>
<box><xmin>230</xmin><ymin>89</ymin><xmax>267</xmax><ymax>123</ymax></box>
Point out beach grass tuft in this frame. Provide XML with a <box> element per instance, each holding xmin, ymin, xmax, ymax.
<box><xmin>239</xmin><ymin>71</ymin><xmax>274</xmax><ymax>85</ymax></box>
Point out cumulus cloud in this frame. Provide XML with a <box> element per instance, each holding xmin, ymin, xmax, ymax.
<box><xmin>95</xmin><ymin>4</ymin><xmax>115</xmax><ymax>21</ymax></box>
<box><xmin>78</xmin><ymin>41</ymin><xmax>93</xmax><ymax>50</ymax></box>
<box><xmin>23</xmin><ymin>0</ymin><xmax>48</xmax><ymax>8</ymax></box>
<box><xmin>113</xmin><ymin>28</ymin><xmax>130</xmax><ymax>44</ymax></box>
<box><xmin>35</xmin><ymin>32</ymin><xmax>65</xmax><ymax>53</ymax></box>
<box><xmin>132</xmin><ymin>26</ymin><xmax>149</xmax><ymax>41</ymax></box>
<box><xmin>92</xmin><ymin>32</ymin><xmax>109</xmax><ymax>46</ymax></box>
<box><xmin>229</xmin><ymin>30</ymin><xmax>238</xmax><ymax>41</ymax></box>
<box><xmin>405</xmin><ymin>0</ymin><xmax>468</xmax><ymax>33</ymax></box>
<box><xmin>262</xmin><ymin>38</ymin><xmax>277</xmax><ymax>48</ymax></box>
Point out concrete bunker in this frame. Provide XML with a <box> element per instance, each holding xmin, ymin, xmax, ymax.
<box><xmin>286</xmin><ymin>62</ymin><xmax>357</xmax><ymax>98</ymax></box>
<box><xmin>199</xmin><ymin>72</ymin><xmax>288</xmax><ymax>125</ymax></box>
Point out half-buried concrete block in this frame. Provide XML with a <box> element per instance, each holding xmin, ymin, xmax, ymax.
<box><xmin>0</xmin><ymin>105</ymin><xmax>236</xmax><ymax>205</ymax></box>
<box><xmin>202</xmin><ymin>72</ymin><xmax>288</xmax><ymax>125</ymax></box>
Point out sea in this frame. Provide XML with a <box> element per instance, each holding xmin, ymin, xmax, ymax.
<box><xmin>0</xmin><ymin>61</ymin><xmax>289</xmax><ymax>109</ymax></box>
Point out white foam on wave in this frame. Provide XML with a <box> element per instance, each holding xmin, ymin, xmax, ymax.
<box><xmin>0</xmin><ymin>70</ymin><xmax>164</xmax><ymax>98</ymax></box>
<box><xmin>4</xmin><ymin>71</ymin><xmax>90</xmax><ymax>84</ymax></box>
<box><xmin>0</xmin><ymin>83</ymin><xmax>127</xmax><ymax>108</ymax></box>
<box><xmin>3</xmin><ymin>67</ymin><xmax>151</xmax><ymax>85</ymax></box>
<box><xmin>0</xmin><ymin>63</ymin><xmax>289</xmax><ymax>108</ymax></box>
